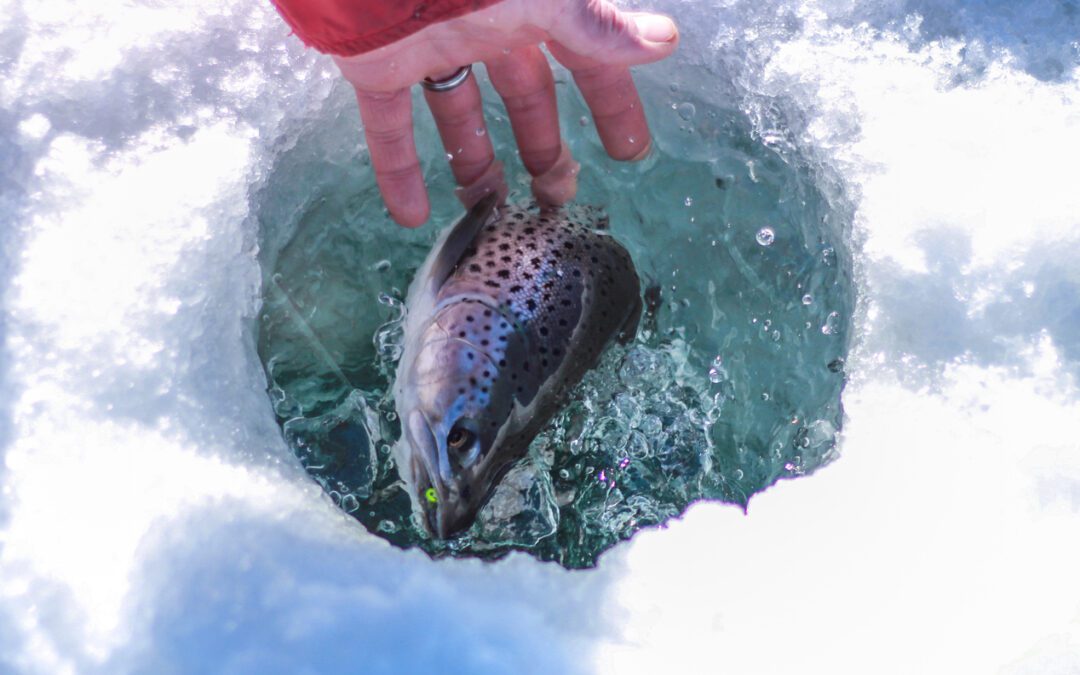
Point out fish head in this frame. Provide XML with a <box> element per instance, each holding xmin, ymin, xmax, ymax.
<box><xmin>397</xmin><ymin>302</ymin><xmax>523</xmax><ymax>539</ymax></box>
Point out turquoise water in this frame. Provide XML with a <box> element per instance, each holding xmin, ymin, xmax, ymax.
<box><xmin>255</xmin><ymin>66</ymin><xmax>853</xmax><ymax>568</ymax></box>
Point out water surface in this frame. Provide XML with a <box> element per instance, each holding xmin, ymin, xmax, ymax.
<box><xmin>255</xmin><ymin>66</ymin><xmax>853</xmax><ymax>568</ymax></box>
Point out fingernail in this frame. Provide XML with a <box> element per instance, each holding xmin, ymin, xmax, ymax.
<box><xmin>633</xmin><ymin>14</ymin><xmax>677</xmax><ymax>44</ymax></box>
<box><xmin>629</xmin><ymin>139</ymin><xmax>652</xmax><ymax>162</ymax></box>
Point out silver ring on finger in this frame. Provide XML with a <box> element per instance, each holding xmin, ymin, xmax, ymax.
<box><xmin>421</xmin><ymin>65</ymin><xmax>472</xmax><ymax>93</ymax></box>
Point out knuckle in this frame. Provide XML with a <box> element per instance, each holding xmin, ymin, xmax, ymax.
<box><xmin>377</xmin><ymin>162</ymin><xmax>422</xmax><ymax>184</ymax></box>
<box><xmin>581</xmin><ymin>0</ymin><xmax>627</xmax><ymax>43</ymax></box>
<box><xmin>364</xmin><ymin>125</ymin><xmax>411</xmax><ymax>147</ymax></box>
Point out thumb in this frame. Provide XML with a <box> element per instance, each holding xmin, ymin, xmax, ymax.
<box><xmin>547</xmin><ymin>1</ymin><xmax>678</xmax><ymax>66</ymax></box>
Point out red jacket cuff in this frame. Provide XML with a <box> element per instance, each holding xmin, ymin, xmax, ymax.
<box><xmin>271</xmin><ymin>0</ymin><xmax>505</xmax><ymax>57</ymax></box>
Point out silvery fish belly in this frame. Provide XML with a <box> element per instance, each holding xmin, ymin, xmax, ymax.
<box><xmin>392</xmin><ymin>195</ymin><xmax>642</xmax><ymax>538</ymax></box>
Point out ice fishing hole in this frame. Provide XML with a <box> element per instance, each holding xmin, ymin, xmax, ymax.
<box><xmin>254</xmin><ymin>65</ymin><xmax>854</xmax><ymax>569</ymax></box>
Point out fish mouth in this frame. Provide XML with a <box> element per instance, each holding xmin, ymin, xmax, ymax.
<box><xmin>414</xmin><ymin>454</ymin><xmax>523</xmax><ymax>540</ymax></box>
<box><xmin>406</xmin><ymin>410</ymin><xmax>482</xmax><ymax>539</ymax></box>
<box><xmin>413</xmin><ymin>458</ymin><xmax>481</xmax><ymax>539</ymax></box>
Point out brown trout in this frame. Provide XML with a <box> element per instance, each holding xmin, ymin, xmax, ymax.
<box><xmin>392</xmin><ymin>195</ymin><xmax>642</xmax><ymax>538</ymax></box>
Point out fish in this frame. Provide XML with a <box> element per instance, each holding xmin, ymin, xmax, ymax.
<box><xmin>391</xmin><ymin>194</ymin><xmax>642</xmax><ymax>538</ymax></box>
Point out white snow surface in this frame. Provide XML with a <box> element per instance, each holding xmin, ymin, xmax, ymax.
<box><xmin>2</xmin><ymin>0</ymin><xmax>1080</xmax><ymax>672</ymax></box>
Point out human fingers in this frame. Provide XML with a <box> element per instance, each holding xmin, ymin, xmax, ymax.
<box><xmin>546</xmin><ymin>1</ymin><xmax>678</xmax><ymax>160</ymax></box>
<box><xmin>547</xmin><ymin>2</ymin><xmax>678</xmax><ymax>66</ymax></box>
<box><xmin>422</xmin><ymin>69</ymin><xmax>497</xmax><ymax>192</ymax></box>
<box><xmin>485</xmin><ymin>46</ymin><xmax>562</xmax><ymax>177</ymax></box>
<box><xmin>546</xmin><ymin>50</ymin><xmax>650</xmax><ymax>161</ymax></box>
<box><xmin>353</xmin><ymin>85</ymin><xmax>429</xmax><ymax>228</ymax></box>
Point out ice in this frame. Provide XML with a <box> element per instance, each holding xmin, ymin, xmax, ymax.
<box><xmin>3</xmin><ymin>0</ymin><xmax>1080</xmax><ymax>673</ymax></box>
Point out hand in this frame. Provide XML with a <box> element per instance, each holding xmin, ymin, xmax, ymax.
<box><xmin>333</xmin><ymin>0</ymin><xmax>679</xmax><ymax>227</ymax></box>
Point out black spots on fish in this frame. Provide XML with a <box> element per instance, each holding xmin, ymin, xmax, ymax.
<box><xmin>441</xmin><ymin>212</ymin><xmax>638</xmax><ymax>410</ymax></box>
<box><xmin>465</xmin><ymin>315</ymin><xmax>474</xmax><ymax>322</ymax></box>
<box><xmin>458</xmin><ymin>331</ymin><xmax>466</xmax><ymax>338</ymax></box>
<box><xmin>466</xmin><ymin>352</ymin><xmax>475</xmax><ymax>360</ymax></box>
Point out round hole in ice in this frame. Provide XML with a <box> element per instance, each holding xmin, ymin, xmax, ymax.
<box><xmin>254</xmin><ymin>66</ymin><xmax>854</xmax><ymax>569</ymax></box>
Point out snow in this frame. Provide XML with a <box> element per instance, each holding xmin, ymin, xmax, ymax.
<box><xmin>2</xmin><ymin>0</ymin><xmax>1079</xmax><ymax>672</ymax></box>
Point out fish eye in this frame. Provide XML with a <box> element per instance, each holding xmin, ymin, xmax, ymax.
<box><xmin>447</xmin><ymin>426</ymin><xmax>473</xmax><ymax>451</ymax></box>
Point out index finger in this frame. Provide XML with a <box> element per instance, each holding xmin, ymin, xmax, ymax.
<box><xmin>353</xmin><ymin>86</ymin><xmax>430</xmax><ymax>228</ymax></box>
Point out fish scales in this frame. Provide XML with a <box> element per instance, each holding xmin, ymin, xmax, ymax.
<box><xmin>392</xmin><ymin>196</ymin><xmax>642</xmax><ymax>538</ymax></box>
<box><xmin>438</xmin><ymin>202</ymin><xmax>637</xmax><ymax>405</ymax></box>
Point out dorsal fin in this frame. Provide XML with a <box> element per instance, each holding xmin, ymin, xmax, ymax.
<box><xmin>429</xmin><ymin>193</ymin><xmax>499</xmax><ymax>287</ymax></box>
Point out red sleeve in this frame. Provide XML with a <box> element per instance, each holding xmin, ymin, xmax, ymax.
<box><xmin>271</xmin><ymin>0</ymin><xmax>505</xmax><ymax>57</ymax></box>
